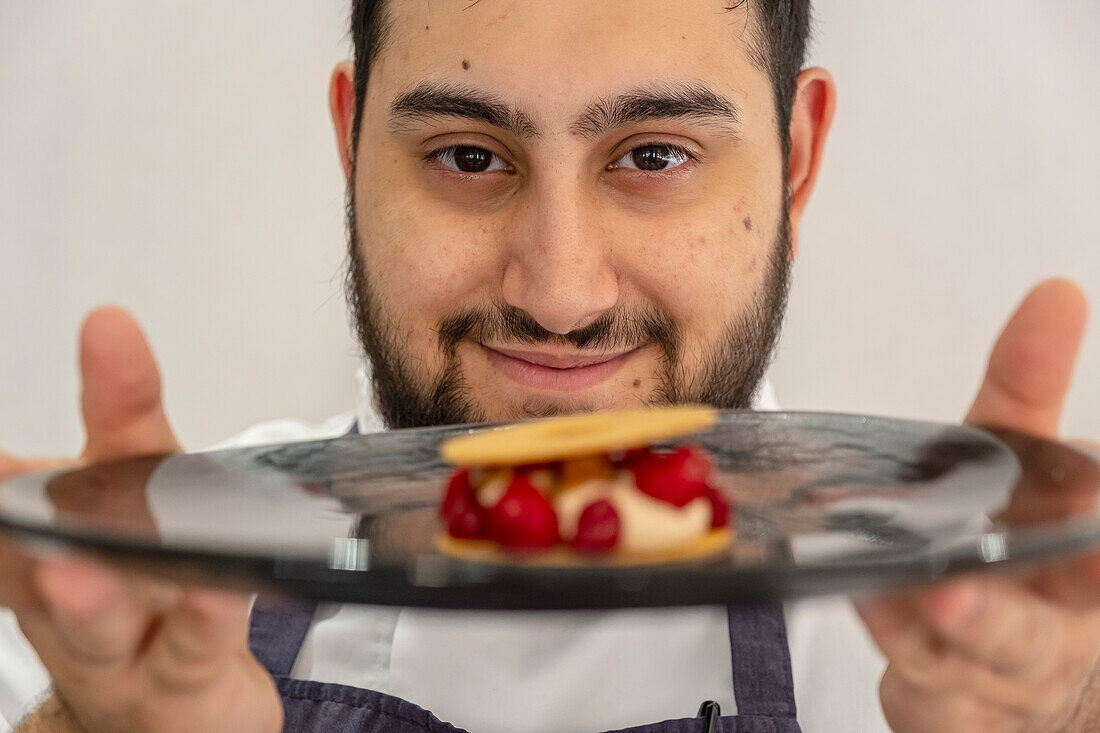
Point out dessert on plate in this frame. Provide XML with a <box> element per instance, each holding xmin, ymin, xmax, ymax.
<box><xmin>436</xmin><ymin>405</ymin><xmax>732</xmax><ymax>564</ymax></box>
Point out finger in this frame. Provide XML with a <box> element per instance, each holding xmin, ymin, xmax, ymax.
<box><xmin>0</xmin><ymin>536</ymin><xmax>44</xmax><ymax>613</ymax></box>
<box><xmin>31</xmin><ymin>554</ymin><xmax>179</xmax><ymax>668</ymax></box>
<box><xmin>857</xmin><ymin>581</ymin><xmax>1046</xmax><ymax>678</ymax></box>
<box><xmin>859</xmin><ymin>579</ymin><xmax>1075</xmax><ymax>685</ymax></box>
<box><xmin>913</xmin><ymin>578</ymin><xmax>1062</xmax><ymax>676</ymax></box>
<box><xmin>994</xmin><ymin>437</ymin><xmax>1100</xmax><ymax>605</ymax></box>
<box><xmin>856</xmin><ymin>594</ymin><xmax>946</xmax><ymax>689</ymax></box>
<box><xmin>78</xmin><ymin>305</ymin><xmax>182</xmax><ymax>463</ymax></box>
<box><xmin>0</xmin><ymin>449</ymin><xmax>76</xmax><ymax>480</ymax></box>
<box><xmin>965</xmin><ymin>278</ymin><xmax>1089</xmax><ymax>439</ymax></box>
<box><xmin>0</xmin><ymin>449</ymin><xmax>28</xmax><ymax>480</ymax></box>
<box><xmin>988</xmin><ymin>432</ymin><xmax>1100</xmax><ymax>551</ymax></box>
<box><xmin>0</xmin><ymin>454</ymin><xmax>79</xmax><ymax>612</ymax></box>
<box><xmin>1030</xmin><ymin>552</ymin><xmax>1100</xmax><ymax>607</ymax></box>
<box><xmin>877</xmin><ymin>669</ymin><xmax>1038</xmax><ymax>733</ymax></box>
<box><xmin>143</xmin><ymin>588</ymin><xmax>251</xmax><ymax>690</ymax></box>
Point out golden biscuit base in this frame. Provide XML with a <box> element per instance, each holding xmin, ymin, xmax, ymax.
<box><xmin>440</xmin><ymin>405</ymin><xmax>718</xmax><ymax>467</ymax></box>
<box><xmin>435</xmin><ymin>527</ymin><xmax>732</xmax><ymax>567</ymax></box>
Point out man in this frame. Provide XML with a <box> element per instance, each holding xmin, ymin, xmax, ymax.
<box><xmin>1</xmin><ymin>0</ymin><xmax>1098</xmax><ymax>731</ymax></box>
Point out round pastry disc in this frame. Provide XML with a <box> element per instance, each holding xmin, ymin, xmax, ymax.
<box><xmin>440</xmin><ymin>405</ymin><xmax>717</xmax><ymax>466</ymax></box>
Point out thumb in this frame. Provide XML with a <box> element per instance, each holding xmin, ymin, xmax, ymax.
<box><xmin>79</xmin><ymin>306</ymin><xmax>181</xmax><ymax>463</ymax></box>
<box><xmin>965</xmin><ymin>278</ymin><xmax>1089</xmax><ymax>439</ymax></box>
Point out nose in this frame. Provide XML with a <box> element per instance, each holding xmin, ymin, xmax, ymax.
<box><xmin>500</xmin><ymin>181</ymin><xmax>619</xmax><ymax>335</ymax></box>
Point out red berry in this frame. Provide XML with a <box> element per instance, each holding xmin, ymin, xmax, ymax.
<box><xmin>706</xmin><ymin>486</ymin><xmax>731</xmax><ymax>529</ymax></box>
<box><xmin>627</xmin><ymin>446</ymin><xmax>711</xmax><ymax>507</ymax></box>
<box><xmin>618</xmin><ymin>448</ymin><xmax>649</xmax><ymax>466</ymax></box>
<box><xmin>448</xmin><ymin>504</ymin><xmax>489</xmax><ymax>539</ymax></box>
<box><xmin>440</xmin><ymin>470</ymin><xmax>489</xmax><ymax>539</ymax></box>
<box><xmin>488</xmin><ymin>474</ymin><xmax>560</xmax><ymax>549</ymax></box>
<box><xmin>571</xmin><ymin>499</ymin><xmax>621</xmax><ymax>553</ymax></box>
<box><xmin>678</xmin><ymin>445</ymin><xmax>713</xmax><ymax>484</ymax></box>
<box><xmin>441</xmin><ymin>470</ymin><xmax>474</xmax><ymax>519</ymax></box>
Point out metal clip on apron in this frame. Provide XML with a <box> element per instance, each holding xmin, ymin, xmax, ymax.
<box><xmin>248</xmin><ymin>598</ymin><xmax>801</xmax><ymax>733</ymax></box>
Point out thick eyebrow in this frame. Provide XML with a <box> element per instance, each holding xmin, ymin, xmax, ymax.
<box><xmin>388</xmin><ymin>81</ymin><xmax>538</xmax><ymax>139</ymax></box>
<box><xmin>571</xmin><ymin>83</ymin><xmax>742</xmax><ymax>140</ymax></box>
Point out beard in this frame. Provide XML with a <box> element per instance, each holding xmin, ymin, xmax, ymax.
<box><xmin>344</xmin><ymin>192</ymin><xmax>793</xmax><ymax>430</ymax></box>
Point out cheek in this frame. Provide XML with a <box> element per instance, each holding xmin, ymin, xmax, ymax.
<box><xmin>624</xmin><ymin>197</ymin><xmax>775</xmax><ymax>336</ymax></box>
<box><xmin>354</xmin><ymin>167</ymin><xmax>501</xmax><ymax>347</ymax></box>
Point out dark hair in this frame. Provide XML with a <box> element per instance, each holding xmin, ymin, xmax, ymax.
<box><xmin>349</xmin><ymin>0</ymin><xmax>812</xmax><ymax>158</ymax></box>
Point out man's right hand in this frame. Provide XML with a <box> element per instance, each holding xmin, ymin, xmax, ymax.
<box><xmin>0</xmin><ymin>307</ymin><xmax>282</xmax><ymax>733</ymax></box>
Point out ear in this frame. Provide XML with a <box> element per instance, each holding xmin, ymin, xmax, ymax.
<box><xmin>786</xmin><ymin>67</ymin><xmax>837</xmax><ymax>260</ymax></box>
<box><xmin>329</xmin><ymin>60</ymin><xmax>357</xmax><ymax>185</ymax></box>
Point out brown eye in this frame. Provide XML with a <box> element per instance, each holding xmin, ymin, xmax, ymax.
<box><xmin>633</xmin><ymin>146</ymin><xmax>675</xmax><ymax>170</ymax></box>
<box><xmin>430</xmin><ymin>145</ymin><xmax>509</xmax><ymax>173</ymax></box>
<box><xmin>454</xmin><ymin>146</ymin><xmax>492</xmax><ymax>172</ymax></box>
<box><xmin>611</xmin><ymin>144</ymin><xmax>693</xmax><ymax>172</ymax></box>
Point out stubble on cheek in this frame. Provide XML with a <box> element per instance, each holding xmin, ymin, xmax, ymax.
<box><xmin>354</xmin><ymin>276</ymin><xmax>488</xmax><ymax>427</ymax></box>
<box><xmin>652</xmin><ymin>192</ymin><xmax>791</xmax><ymax>409</ymax></box>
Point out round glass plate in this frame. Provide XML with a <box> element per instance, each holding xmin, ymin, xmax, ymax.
<box><xmin>0</xmin><ymin>411</ymin><xmax>1097</xmax><ymax>609</ymax></box>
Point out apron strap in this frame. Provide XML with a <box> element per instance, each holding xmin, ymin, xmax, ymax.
<box><xmin>726</xmin><ymin>603</ymin><xmax>798</xmax><ymax>719</ymax></box>
<box><xmin>248</xmin><ymin>596</ymin><xmax>319</xmax><ymax>677</ymax></box>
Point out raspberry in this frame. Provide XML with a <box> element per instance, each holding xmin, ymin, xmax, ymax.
<box><xmin>626</xmin><ymin>445</ymin><xmax>711</xmax><ymax>507</ymax></box>
<box><xmin>571</xmin><ymin>499</ymin><xmax>621</xmax><ymax>553</ymax></box>
<box><xmin>677</xmin><ymin>445</ymin><xmax>714</xmax><ymax>484</ymax></box>
<box><xmin>448</xmin><ymin>504</ymin><xmax>489</xmax><ymax>539</ymax></box>
<box><xmin>488</xmin><ymin>474</ymin><xmax>560</xmax><ymax>549</ymax></box>
<box><xmin>440</xmin><ymin>470</ymin><xmax>489</xmax><ymax>539</ymax></box>
<box><xmin>617</xmin><ymin>448</ymin><xmax>649</xmax><ymax>466</ymax></box>
<box><xmin>441</xmin><ymin>470</ymin><xmax>474</xmax><ymax>519</ymax></box>
<box><xmin>706</xmin><ymin>486</ymin><xmax>731</xmax><ymax>529</ymax></box>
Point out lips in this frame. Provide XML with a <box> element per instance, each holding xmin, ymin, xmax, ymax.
<box><xmin>481</xmin><ymin>345</ymin><xmax>634</xmax><ymax>391</ymax></box>
<box><xmin>489</xmin><ymin>347</ymin><xmax>625</xmax><ymax>369</ymax></box>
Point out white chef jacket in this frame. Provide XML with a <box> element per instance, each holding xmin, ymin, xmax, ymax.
<box><xmin>0</xmin><ymin>370</ymin><xmax>891</xmax><ymax>732</ymax></box>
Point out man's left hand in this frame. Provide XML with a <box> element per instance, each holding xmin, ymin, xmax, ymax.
<box><xmin>857</xmin><ymin>278</ymin><xmax>1100</xmax><ymax>732</ymax></box>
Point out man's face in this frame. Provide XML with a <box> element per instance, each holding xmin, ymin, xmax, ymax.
<box><xmin>347</xmin><ymin>0</ymin><xmax>794</xmax><ymax>428</ymax></box>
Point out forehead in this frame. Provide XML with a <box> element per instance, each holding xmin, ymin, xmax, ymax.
<box><xmin>368</xmin><ymin>0</ymin><xmax>770</xmax><ymax>124</ymax></box>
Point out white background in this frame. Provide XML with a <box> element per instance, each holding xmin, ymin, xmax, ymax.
<box><xmin>0</xmin><ymin>1</ymin><xmax>1097</xmax><ymax>455</ymax></box>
